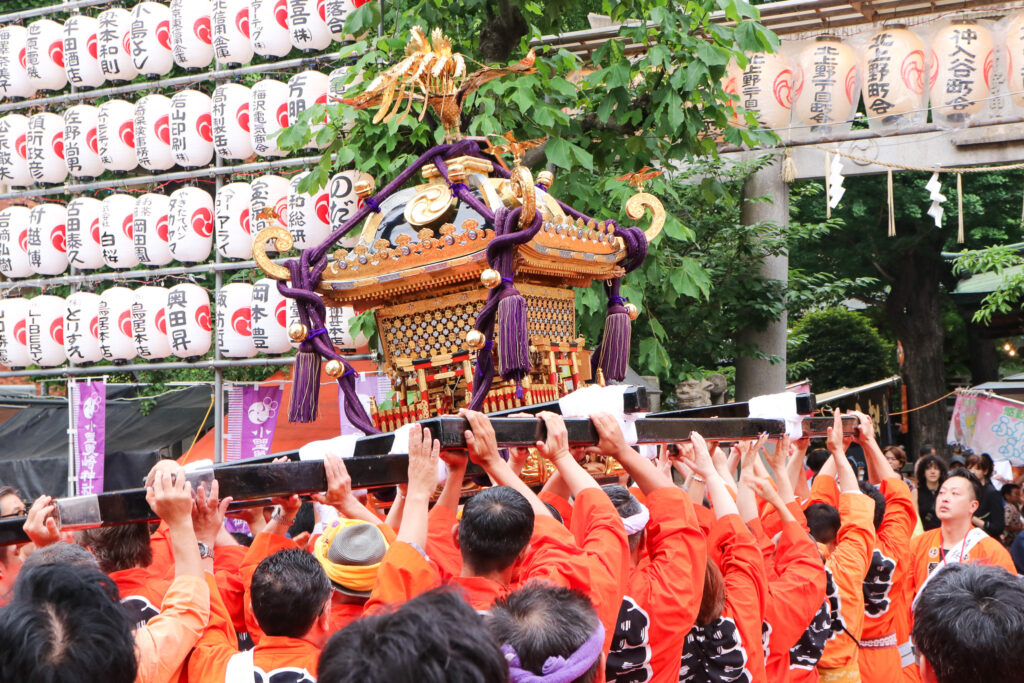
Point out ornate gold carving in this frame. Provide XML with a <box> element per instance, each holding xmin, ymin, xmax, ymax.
<box><xmin>625</xmin><ymin>192</ymin><xmax>666</xmax><ymax>243</ymax></box>
<box><xmin>288</xmin><ymin>322</ymin><xmax>309</xmax><ymax>342</ymax></box>
<box><xmin>404</xmin><ymin>184</ymin><xmax>455</xmax><ymax>227</ymax></box>
<box><xmin>253</xmin><ymin>227</ymin><xmax>293</xmax><ymax>281</ymax></box>
<box><xmin>510</xmin><ymin>166</ymin><xmax>536</xmax><ymax>229</ymax></box>
<box><xmin>355</xmin><ymin>174</ymin><xmax>375</xmax><ymax>198</ymax></box>
<box><xmin>536</xmin><ymin>170</ymin><xmax>554</xmax><ymax>190</ymax></box>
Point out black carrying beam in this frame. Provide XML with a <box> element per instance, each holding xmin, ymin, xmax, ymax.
<box><xmin>656</xmin><ymin>392</ymin><xmax>817</xmax><ymax>419</ymax></box>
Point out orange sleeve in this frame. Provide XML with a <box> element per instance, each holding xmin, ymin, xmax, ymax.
<box><xmin>694</xmin><ymin>502</ymin><xmax>715</xmax><ymax>537</ymax></box>
<box><xmin>808</xmin><ymin>474</ymin><xmax>840</xmax><ymax>508</ymax></box>
<box><xmin>787</xmin><ymin>500</ymin><xmax>809</xmax><ymax>531</ymax></box>
<box><xmin>979</xmin><ymin>538</ymin><xmax>1018</xmax><ymax>575</ymax></box>
<box><xmin>746</xmin><ymin>516</ymin><xmax>778</xmax><ymax>580</ymax></box>
<box><xmin>186</xmin><ymin>571</ymin><xmax>238</xmax><ymax>682</ymax></box>
<box><xmin>364</xmin><ymin>541</ymin><xmax>442</xmax><ymax>613</ymax></box>
<box><xmin>539</xmin><ymin>489</ymin><xmax>574</xmax><ymax>528</ymax></box>
<box><xmin>878</xmin><ymin>478</ymin><xmax>916</xmax><ymax>557</ymax></box>
<box><xmin>766</xmin><ymin>520</ymin><xmax>826</xmax><ymax>653</ymax></box>
<box><xmin>239</xmin><ymin>532</ymin><xmax>298</xmax><ymax>643</ymax></box>
<box><xmin>133</xmin><ymin>574</ymin><xmax>210</xmax><ymax>683</ymax></box>
<box><xmin>425</xmin><ymin>505</ymin><xmax>462</xmax><ymax>582</ymax></box>
<box><xmin>148</xmin><ymin>523</ymin><xmax>174</xmax><ymax>579</ymax></box>
<box><xmin>514</xmin><ymin>515</ymin><xmax>592</xmax><ymax>594</ymax></box>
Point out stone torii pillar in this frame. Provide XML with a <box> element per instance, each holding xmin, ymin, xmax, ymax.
<box><xmin>735</xmin><ymin>153</ymin><xmax>789</xmax><ymax>401</ymax></box>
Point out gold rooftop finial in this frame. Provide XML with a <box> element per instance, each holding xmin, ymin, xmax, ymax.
<box><xmin>484</xmin><ymin>132</ymin><xmax>546</xmax><ymax>167</ymax></box>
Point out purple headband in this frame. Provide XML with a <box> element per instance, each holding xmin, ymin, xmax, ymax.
<box><xmin>503</xmin><ymin>622</ymin><xmax>605</xmax><ymax>683</ymax></box>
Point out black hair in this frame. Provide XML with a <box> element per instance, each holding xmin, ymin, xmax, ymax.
<box><xmin>543</xmin><ymin>502</ymin><xmax>564</xmax><ymax>525</ymax></box>
<box><xmin>318</xmin><ymin>587</ymin><xmax>508</xmax><ymax>683</ymax></box>
<box><xmin>77</xmin><ymin>522</ymin><xmax>153</xmax><ymax>574</ymax></box>
<box><xmin>858</xmin><ymin>480</ymin><xmax>886</xmax><ymax>531</ymax></box>
<box><xmin>1002</xmin><ymin>483</ymin><xmax>1021</xmax><ymax>499</ymax></box>
<box><xmin>805</xmin><ymin>503</ymin><xmax>841</xmax><ymax>545</ymax></box>
<box><xmin>601</xmin><ymin>484</ymin><xmax>643</xmax><ymax>553</ymax></box>
<box><xmin>458</xmin><ymin>486</ymin><xmax>535</xmax><ymax>575</ymax></box>
<box><xmin>230</xmin><ymin>532</ymin><xmax>254</xmax><ymax>547</ymax></box>
<box><xmin>488</xmin><ymin>582</ymin><xmax>600</xmax><ymax>683</ymax></box>
<box><xmin>22</xmin><ymin>542</ymin><xmax>98</xmax><ymax>571</ymax></box>
<box><xmin>250</xmin><ymin>548</ymin><xmax>331</xmax><ymax>638</ymax></box>
<box><xmin>945</xmin><ymin>467</ymin><xmax>984</xmax><ymax>504</ymax></box>
<box><xmin>913</xmin><ymin>563</ymin><xmax>1024</xmax><ymax>683</ymax></box>
<box><xmin>919</xmin><ymin>444</ymin><xmax>936</xmax><ymax>457</ymax></box>
<box><xmin>915</xmin><ymin>455</ymin><xmax>947</xmax><ymax>485</ymax></box>
<box><xmin>0</xmin><ymin>563</ymin><xmax>137</xmax><ymax>683</ymax></box>
<box><xmin>806</xmin><ymin>448</ymin><xmax>831</xmax><ymax>474</ymax></box>
<box><xmin>964</xmin><ymin>453</ymin><xmax>995</xmax><ymax>479</ymax></box>
<box><xmin>288</xmin><ymin>501</ymin><xmax>316</xmax><ymax>536</ymax></box>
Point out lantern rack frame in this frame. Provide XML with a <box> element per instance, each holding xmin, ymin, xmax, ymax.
<box><xmin>0</xmin><ymin>354</ymin><xmax>374</xmax><ymax>378</ymax></box>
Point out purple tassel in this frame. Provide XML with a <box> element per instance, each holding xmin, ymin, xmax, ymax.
<box><xmin>497</xmin><ymin>292</ymin><xmax>530</xmax><ymax>384</ymax></box>
<box><xmin>289</xmin><ymin>344</ymin><xmax>321</xmax><ymax>422</ymax></box>
<box><xmin>595</xmin><ymin>306</ymin><xmax>631</xmax><ymax>382</ymax></box>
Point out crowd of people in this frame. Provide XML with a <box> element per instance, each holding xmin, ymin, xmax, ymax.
<box><xmin>0</xmin><ymin>408</ymin><xmax>1021</xmax><ymax>683</ymax></box>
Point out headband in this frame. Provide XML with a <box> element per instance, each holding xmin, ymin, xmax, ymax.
<box><xmin>312</xmin><ymin>518</ymin><xmax>388</xmax><ymax>593</ymax></box>
<box><xmin>503</xmin><ymin>622</ymin><xmax>605</xmax><ymax>683</ymax></box>
<box><xmin>621</xmin><ymin>504</ymin><xmax>650</xmax><ymax>535</ymax></box>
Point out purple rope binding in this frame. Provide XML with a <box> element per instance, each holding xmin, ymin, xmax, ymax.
<box><xmin>591</xmin><ymin>223</ymin><xmax>647</xmax><ymax>383</ymax></box>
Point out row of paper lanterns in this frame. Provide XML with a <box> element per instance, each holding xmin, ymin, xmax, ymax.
<box><xmin>0</xmin><ymin>71</ymin><xmax>345</xmax><ymax>185</ymax></box>
<box><xmin>0</xmin><ymin>0</ymin><xmax>368</xmax><ymax>99</ymax></box>
<box><xmin>725</xmin><ymin>17</ymin><xmax>1024</xmax><ymax>135</ymax></box>
<box><xmin>0</xmin><ymin>283</ymin><xmax>367</xmax><ymax>367</ymax></box>
<box><xmin>0</xmin><ymin>170</ymin><xmax>361</xmax><ymax>278</ymax></box>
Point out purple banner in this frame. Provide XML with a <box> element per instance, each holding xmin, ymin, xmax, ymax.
<box><xmin>227</xmin><ymin>385</ymin><xmax>283</xmax><ymax>462</ymax></box>
<box><xmin>339</xmin><ymin>374</ymin><xmax>390</xmax><ymax>435</ymax></box>
<box><xmin>73</xmin><ymin>379</ymin><xmax>106</xmax><ymax>494</ymax></box>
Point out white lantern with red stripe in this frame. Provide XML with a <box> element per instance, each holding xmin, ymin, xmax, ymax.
<box><xmin>288</xmin><ymin>0</ymin><xmax>332</xmax><ymax>52</ymax></box>
<box><xmin>0</xmin><ymin>207</ymin><xmax>32</xmax><ymax>279</ymax></box>
<box><xmin>288</xmin><ymin>171</ymin><xmax>330</xmax><ymax>249</ymax></box>
<box><xmin>329</xmin><ymin>170</ymin><xmax>362</xmax><ymax>248</ymax></box>
<box><xmin>171</xmin><ymin>0</ymin><xmax>213</xmax><ymax>69</ymax></box>
<box><xmin>287</xmin><ymin>70</ymin><xmax>328</xmax><ymax>149</ymax></box>
<box><xmin>131</xmin><ymin>2</ymin><xmax>174</xmax><ymax>77</ymax></box>
<box><xmin>0</xmin><ymin>297</ymin><xmax>31</xmax><ymax>367</ymax></box>
<box><xmin>27</xmin><ymin>295</ymin><xmax>65</xmax><ymax>367</ymax></box>
<box><xmin>218</xmin><ymin>282</ymin><xmax>256</xmax><ymax>358</ymax></box>
<box><xmin>1006</xmin><ymin>14</ymin><xmax>1024</xmax><ymax>110</ymax></box>
<box><xmin>251</xmin><ymin>174</ymin><xmax>289</xmax><ymax>249</ymax></box>
<box><xmin>63</xmin><ymin>15</ymin><xmax>104</xmax><ymax>89</ymax></box>
<box><xmin>25</xmin><ymin>19</ymin><xmax>66</xmax><ymax>93</ymax></box>
<box><xmin>134</xmin><ymin>94</ymin><xmax>173</xmax><ymax>171</ymax></box>
<box><xmin>323</xmin><ymin>0</ymin><xmax>369</xmax><ymax>41</ymax></box>
<box><xmin>97</xmin><ymin>8</ymin><xmax>138</xmax><ymax>82</ymax></box>
<box><xmin>65</xmin><ymin>197</ymin><xmax>104</xmax><ymax>270</ymax></box>
<box><xmin>251</xmin><ymin>0</ymin><xmax>292</xmax><ymax>58</ymax></box>
<box><xmin>166</xmin><ymin>282</ymin><xmax>212</xmax><ymax>358</ymax></box>
<box><xmin>792</xmin><ymin>35</ymin><xmax>859</xmax><ymax>131</ymax></box>
<box><xmin>212</xmin><ymin>83</ymin><xmax>253</xmax><ymax>160</ymax></box>
<box><xmin>63</xmin><ymin>104</ymin><xmax>103</xmax><ymax>179</ymax></box>
<box><xmin>98</xmin><ymin>286</ymin><xmax>137</xmax><ymax>361</ymax></box>
<box><xmin>212</xmin><ymin>0</ymin><xmax>253</xmax><ymax>67</ymax></box>
<box><xmin>167</xmin><ymin>186</ymin><xmax>214</xmax><ymax>263</ymax></box>
<box><xmin>215</xmin><ymin>181</ymin><xmax>252</xmax><ymax>259</ymax></box>
<box><xmin>0</xmin><ymin>114</ymin><xmax>31</xmax><ymax>187</ymax></box>
<box><xmin>0</xmin><ymin>25</ymin><xmax>36</xmax><ymax>100</ymax></box>
<box><xmin>134</xmin><ymin>192</ymin><xmax>173</xmax><ymax>266</ymax></box>
<box><xmin>97</xmin><ymin>99</ymin><xmax>137</xmax><ymax>172</ymax></box>
<box><xmin>64</xmin><ymin>291</ymin><xmax>103</xmax><ymax>364</ymax></box>
<box><xmin>100</xmin><ymin>193</ymin><xmax>138</xmax><ymax>270</ymax></box>
<box><xmin>251</xmin><ymin>277</ymin><xmax>290</xmax><ymax>354</ymax></box>
<box><xmin>930</xmin><ymin>21</ymin><xmax>994</xmax><ymax>125</ymax></box>
<box><xmin>27</xmin><ymin>112</ymin><xmax>67</xmax><ymax>185</ymax></box>
<box><xmin>326</xmin><ymin>305</ymin><xmax>367</xmax><ymax>352</ymax></box>
<box><xmin>250</xmin><ymin>78</ymin><xmax>289</xmax><ymax>158</ymax></box>
<box><xmin>132</xmin><ymin>285</ymin><xmax>172</xmax><ymax>359</ymax></box>
<box><xmin>169</xmin><ymin>89</ymin><xmax>213</xmax><ymax>168</ymax></box>
<box><xmin>27</xmin><ymin>203</ymin><xmax>67</xmax><ymax>276</ymax></box>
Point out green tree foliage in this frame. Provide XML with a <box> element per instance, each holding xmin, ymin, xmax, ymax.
<box><xmin>788</xmin><ymin>308</ymin><xmax>894</xmax><ymax>392</ymax></box>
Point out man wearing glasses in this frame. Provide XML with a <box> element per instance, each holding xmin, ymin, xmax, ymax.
<box><xmin>0</xmin><ymin>485</ymin><xmax>26</xmax><ymax>604</ymax></box>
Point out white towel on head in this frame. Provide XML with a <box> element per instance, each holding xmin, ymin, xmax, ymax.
<box><xmin>558</xmin><ymin>384</ymin><xmax>642</xmax><ymax>445</ymax></box>
<box><xmin>621</xmin><ymin>504</ymin><xmax>650</xmax><ymax>535</ymax></box>
<box><xmin>298</xmin><ymin>434</ymin><xmax>359</xmax><ymax>461</ymax></box>
<box><xmin>387</xmin><ymin>423</ymin><xmax>448</xmax><ymax>484</ymax></box>
<box><xmin>748</xmin><ymin>391</ymin><xmax>803</xmax><ymax>439</ymax></box>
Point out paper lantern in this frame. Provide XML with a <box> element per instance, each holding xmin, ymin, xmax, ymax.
<box><xmin>288</xmin><ymin>0</ymin><xmax>331</xmax><ymax>51</ymax></box>
<box><xmin>215</xmin><ymin>181</ymin><xmax>252</xmax><ymax>259</ymax></box>
<box><xmin>287</xmin><ymin>70</ymin><xmax>328</xmax><ymax>149</ymax></box>
<box><xmin>329</xmin><ymin>170</ymin><xmax>362</xmax><ymax>248</ymax></box>
<box><xmin>166</xmin><ymin>282</ymin><xmax>212</xmax><ymax>358</ymax></box>
<box><xmin>250</xmin><ymin>174</ymin><xmax>289</xmax><ymax>251</ymax></box>
<box><xmin>26</xmin><ymin>203</ymin><xmax>67</xmax><ymax>276</ymax></box>
<box><xmin>97</xmin><ymin>8</ymin><xmax>138</xmax><ymax>82</ymax></box>
<box><xmin>0</xmin><ymin>26</ymin><xmax>36</xmax><ymax>100</ymax></box>
<box><xmin>0</xmin><ymin>207</ymin><xmax>32</xmax><ymax>279</ymax></box>
<box><xmin>930</xmin><ymin>20</ymin><xmax>994</xmax><ymax>123</ymax></box>
<box><xmin>0</xmin><ymin>297</ymin><xmax>31</xmax><ymax>367</ymax></box>
<box><xmin>63</xmin><ymin>104</ymin><xmax>104</xmax><ymax>179</ymax></box>
<box><xmin>288</xmin><ymin>171</ymin><xmax>330</xmax><ymax>249</ymax></box>
<box><xmin>251</xmin><ymin>277</ymin><xmax>290</xmax><ymax>354</ymax></box>
<box><xmin>25</xmin><ymin>19</ymin><xmax>66</xmax><ymax>93</ymax></box>
<box><xmin>134</xmin><ymin>192</ymin><xmax>173</xmax><ymax>266</ymax></box>
<box><xmin>133</xmin><ymin>94</ymin><xmax>174</xmax><ymax>171</ymax></box>
<box><xmin>861</xmin><ymin>26</ymin><xmax>927</xmax><ymax>129</ymax></box>
<box><xmin>98</xmin><ymin>286</ymin><xmax>137</xmax><ymax>361</ymax></box>
<box><xmin>250</xmin><ymin>78</ymin><xmax>289</xmax><ymax>158</ymax></box>
<box><xmin>97</xmin><ymin>99</ymin><xmax>138</xmax><ymax>172</ymax></box>
<box><xmin>167</xmin><ymin>186</ymin><xmax>214</xmax><ymax>263</ymax></box>
<box><xmin>65</xmin><ymin>197</ymin><xmax>104</xmax><ymax>270</ymax></box>
<box><xmin>27</xmin><ymin>295</ymin><xmax>65</xmax><ymax>367</ymax></box>
<box><xmin>1007</xmin><ymin>13</ymin><xmax>1024</xmax><ymax>110</ymax></box>
<box><xmin>63</xmin><ymin>14</ymin><xmax>104</xmax><ymax>89</ymax></box>
<box><xmin>212</xmin><ymin>83</ymin><xmax>253</xmax><ymax>159</ymax></box>
<box><xmin>325</xmin><ymin>305</ymin><xmax>367</xmax><ymax>352</ymax></box>
<box><xmin>726</xmin><ymin>52</ymin><xmax>792</xmax><ymax>132</ymax></box>
<box><xmin>323</xmin><ymin>0</ymin><xmax>369</xmax><ymax>41</ymax></box>
<box><xmin>251</xmin><ymin>0</ymin><xmax>292</xmax><ymax>58</ymax></box>
<box><xmin>64</xmin><ymin>292</ymin><xmax>103</xmax><ymax>364</ymax></box>
<box><xmin>0</xmin><ymin>114</ymin><xmax>32</xmax><ymax>187</ymax></box>
<box><xmin>27</xmin><ymin>112</ymin><xmax>67</xmax><ymax>185</ymax></box>
<box><xmin>169</xmin><ymin>89</ymin><xmax>213</xmax><ymax>168</ymax></box>
<box><xmin>132</xmin><ymin>285</ymin><xmax>172</xmax><ymax>359</ymax></box>
<box><xmin>212</xmin><ymin>0</ymin><xmax>253</xmax><ymax>67</ymax></box>
<box><xmin>792</xmin><ymin>35</ymin><xmax>859</xmax><ymax>129</ymax></box>
<box><xmin>171</xmin><ymin>0</ymin><xmax>213</xmax><ymax>69</ymax></box>
<box><xmin>131</xmin><ymin>1</ymin><xmax>174</xmax><ymax>77</ymax></box>
<box><xmin>100</xmin><ymin>194</ymin><xmax>139</xmax><ymax>270</ymax></box>
<box><xmin>217</xmin><ymin>282</ymin><xmax>256</xmax><ymax>358</ymax></box>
